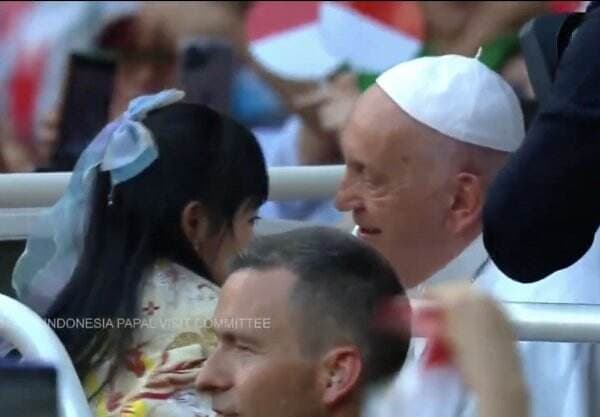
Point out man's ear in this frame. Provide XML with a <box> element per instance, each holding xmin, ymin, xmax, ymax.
<box><xmin>181</xmin><ymin>201</ymin><xmax>210</xmax><ymax>251</ymax></box>
<box><xmin>447</xmin><ymin>172</ymin><xmax>484</xmax><ymax>234</ymax></box>
<box><xmin>318</xmin><ymin>346</ymin><xmax>362</xmax><ymax>408</ymax></box>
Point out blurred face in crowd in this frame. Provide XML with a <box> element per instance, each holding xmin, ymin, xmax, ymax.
<box><xmin>335</xmin><ymin>86</ymin><xmax>459</xmax><ymax>288</ymax></box>
<box><xmin>109</xmin><ymin>21</ymin><xmax>178</xmax><ymax>118</ymax></box>
<box><xmin>195</xmin><ymin>267</ymin><xmax>325</xmax><ymax>417</ymax></box>
<box><xmin>109</xmin><ymin>1</ymin><xmax>250</xmax><ymax>117</ymax></box>
<box><xmin>288</xmin><ymin>72</ymin><xmax>360</xmax><ymax>135</ymax></box>
<box><xmin>420</xmin><ymin>1</ymin><xmax>476</xmax><ymax>37</ymax></box>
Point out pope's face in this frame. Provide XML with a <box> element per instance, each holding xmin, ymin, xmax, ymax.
<box><xmin>335</xmin><ymin>86</ymin><xmax>452</xmax><ymax>288</ymax></box>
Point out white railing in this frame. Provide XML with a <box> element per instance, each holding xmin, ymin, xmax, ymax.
<box><xmin>0</xmin><ymin>294</ymin><xmax>92</xmax><ymax>417</ymax></box>
<box><xmin>503</xmin><ymin>302</ymin><xmax>600</xmax><ymax>343</ymax></box>
<box><xmin>0</xmin><ymin>166</ymin><xmax>346</xmax><ymax>208</ymax></box>
<box><xmin>0</xmin><ymin>166</ymin><xmax>345</xmax><ymax>239</ymax></box>
<box><xmin>1</xmin><ymin>167</ymin><xmax>600</xmax><ymax>344</ymax></box>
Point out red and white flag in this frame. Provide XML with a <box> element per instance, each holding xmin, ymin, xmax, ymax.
<box><xmin>320</xmin><ymin>1</ymin><xmax>424</xmax><ymax>73</ymax></box>
<box><xmin>246</xmin><ymin>1</ymin><xmax>424</xmax><ymax>80</ymax></box>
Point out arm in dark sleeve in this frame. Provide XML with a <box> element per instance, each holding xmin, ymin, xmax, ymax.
<box><xmin>483</xmin><ymin>3</ymin><xmax>600</xmax><ymax>282</ymax></box>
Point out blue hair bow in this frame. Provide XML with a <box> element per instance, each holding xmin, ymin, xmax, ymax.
<box><xmin>12</xmin><ymin>89</ymin><xmax>185</xmax><ymax>313</ymax></box>
<box><xmin>93</xmin><ymin>89</ymin><xmax>185</xmax><ymax>185</ymax></box>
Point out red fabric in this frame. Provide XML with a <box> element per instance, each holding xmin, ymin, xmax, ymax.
<box><xmin>423</xmin><ymin>338</ymin><xmax>453</xmax><ymax>368</ymax></box>
<box><xmin>2</xmin><ymin>2</ymin><xmax>39</xmax><ymax>146</ymax></box>
<box><xmin>374</xmin><ymin>297</ymin><xmax>453</xmax><ymax>368</ymax></box>
<box><xmin>349</xmin><ymin>1</ymin><xmax>425</xmax><ymax>39</ymax></box>
<box><xmin>8</xmin><ymin>46</ymin><xmax>48</xmax><ymax>145</ymax></box>
<box><xmin>0</xmin><ymin>1</ymin><xmax>34</xmax><ymax>40</ymax></box>
<box><xmin>549</xmin><ymin>1</ymin><xmax>585</xmax><ymax>13</ymax></box>
<box><xmin>246</xmin><ymin>1</ymin><xmax>320</xmax><ymax>41</ymax></box>
<box><xmin>124</xmin><ymin>345</ymin><xmax>147</xmax><ymax>378</ymax></box>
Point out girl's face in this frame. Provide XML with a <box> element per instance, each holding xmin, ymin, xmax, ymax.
<box><xmin>202</xmin><ymin>204</ymin><xmax>261</xmax><ymax>285</ymax></box>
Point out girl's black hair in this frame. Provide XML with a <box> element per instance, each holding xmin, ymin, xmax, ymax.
<box><xmin>45</xmin><ymin>103</ymin><xmax>268</xmax><ymax>394</ymax></box>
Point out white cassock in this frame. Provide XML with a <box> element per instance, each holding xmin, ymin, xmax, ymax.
<box><xmin>475</xmin><ymin>228</ymin><xmax>600</xmax><ymax>417</ymax></box>
<box><xmin>369</xmin><ymin>230</ymin><xmax>600</xmax><ymax>417</ymax></box>
<box><xmin>364</xmin><ymin>236</ymin><xmax>489</xmax><ymax>417</ymax></box>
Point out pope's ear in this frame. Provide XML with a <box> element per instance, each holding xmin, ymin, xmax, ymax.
<box><xmin>447</xmin><ymin>172</ymin><xmax>484</xmax><ymax>234</ymax></box>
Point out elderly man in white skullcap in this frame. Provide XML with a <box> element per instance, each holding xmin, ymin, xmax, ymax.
<box><xmin>334</xmin><ymin>56</ymin><xmax>525</xmax><ymax>417</ymax></box>
<box><xmin>336</xmin><ymin>54</ymin><xmax>523</xmax><ymax>291</ymax></box>
<box><xmin>337</xmin><ymin>55</ymin><xmax>600</xmax><ymax>417</ymax></box>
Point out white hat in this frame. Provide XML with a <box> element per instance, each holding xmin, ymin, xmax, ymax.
<box><xmin>376</xmin><ymin>55</ymin><xmax>525</xmax><ymax>152</ymax></box>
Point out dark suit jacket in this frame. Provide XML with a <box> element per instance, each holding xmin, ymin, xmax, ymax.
<box><xmin>483</xmin><ymin>1</ymin><xmax>600</xmax><ymax>282</ymax></box>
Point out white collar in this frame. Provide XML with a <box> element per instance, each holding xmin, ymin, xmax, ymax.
<box><xmin>408</xmin><ymin>235</ymin><xmax>489</xmax><ymax>298</ymax></box>
<box><xmin>350</xmin><ymin>227</ymin><xmax>489</xmax><ymax>296</ymax></box>
<box><xmin>404</xmin><ymin>235</ymin><xmax>488</xmax><ymax>361</ymax></box>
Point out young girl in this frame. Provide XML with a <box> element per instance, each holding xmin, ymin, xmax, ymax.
<box><xmin>12</xmin><ymin>89</ymin><xmax>269</xmax><ymax>417</ymax></box>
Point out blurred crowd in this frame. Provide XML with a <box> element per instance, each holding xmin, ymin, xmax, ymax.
<box><xmin>0</xmin><ymin>1</ymin><xmax>572</xmax><ymax>174</ymax></box>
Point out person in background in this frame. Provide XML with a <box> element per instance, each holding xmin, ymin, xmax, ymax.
<box><xmin>420</xmin><ymin>1</ymin><xmax>545</xmax><ymax>93</ymax></box>
<box><xmin>0</xmin><ymin>1</ymin><xmax>139</xmax><ymax>171</ymax></box>
<box><xmin>12</xmin><ymin>89</ymin><xmax>269</xmax><ymax>417</ymax></box>
<box><xmin>7</xmin><ymin>2</ymin><xmax>256</xmax><ymax>172</ymax></box>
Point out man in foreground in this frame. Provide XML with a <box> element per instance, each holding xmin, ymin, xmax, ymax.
<box><xmin>195</xmin><ymin>227</ymin><xmax>528</xmax><ymax>417</ymax></box>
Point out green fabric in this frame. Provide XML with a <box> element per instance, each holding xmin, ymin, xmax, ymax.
<box><xmin>355</xmin><ymin>33</ymin><xmax>521</xmax><ymax>91</ymax></box>
<box><xmin>467</xmin><ymin>33</ymin><xmax>521</xmax><ymax>72</ymax></box>
<box><xmin>357</xmin><ymin>72</ymin><xmax>379</xmax><ymax>91</ymax></box>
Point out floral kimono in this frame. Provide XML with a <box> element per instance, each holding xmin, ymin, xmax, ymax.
<box><xmin>85</xmin><ymin>260</ymin><xmax>219</xmax><ymax>417</ymax></box>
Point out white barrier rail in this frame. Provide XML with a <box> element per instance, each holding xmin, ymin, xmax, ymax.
<box><xmin>0</xmin><ymin>166</ymin><xmax>346</xmax><ymax>209</ymax></box>
<box><xmin>0</xmin><ymin>207</ymin><xmax>314</xmax><ymax>241</ymax></box>
<box><xmin>0</xmin><ymin>294</ymin><xmax>92</xmax><ymax>417</ymax></box>
<box><xmin>504</xmin><ymin>302</ymin><xmax>600</xmax><ymax>343</ymax></box>
<box><xmin>1</xmin><ymin>168</ymin><xmax>600</xmax><ymax>344</ymax></box>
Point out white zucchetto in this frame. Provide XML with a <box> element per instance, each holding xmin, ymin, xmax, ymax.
<box><xmin>376</xmin><ymin>55</ymin><xmax>525</xmax><ymax>152</ymax></box>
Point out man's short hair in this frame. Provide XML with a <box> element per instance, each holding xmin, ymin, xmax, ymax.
<box><xmin>229</xmin><ymin>226</ymin><xmax>409</xmax><ymax>386</ymax></box>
